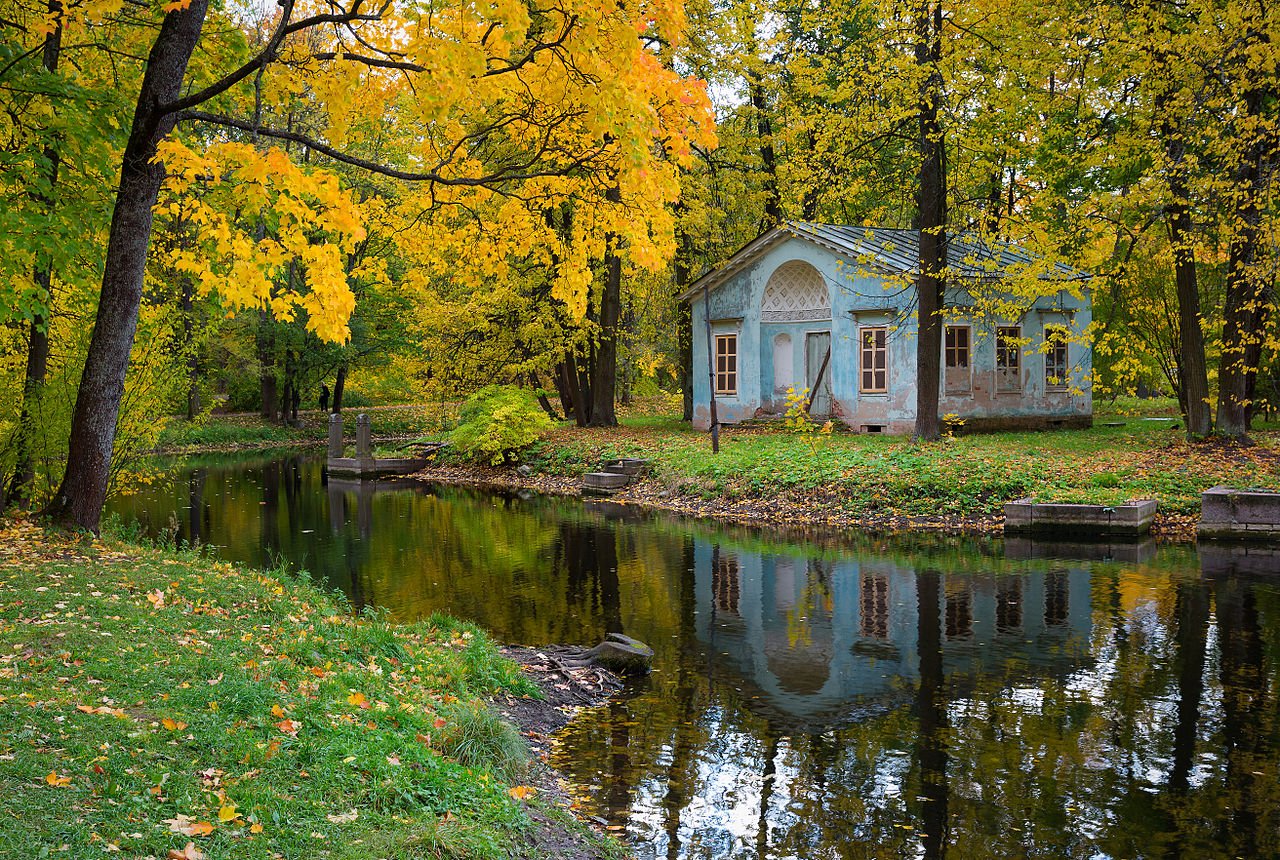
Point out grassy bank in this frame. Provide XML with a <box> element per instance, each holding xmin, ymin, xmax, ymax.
<box><xmin>0</xmin><ymin>519</ymin><xmax>610</xmax><ymax>859</ymax></box>
<box><xmin>445</xmin><ymin>397</ymin><xmax>1280</xmax><ymax>533</ymax></box>
<box><xmin>155</xmin><ymin>405</ymin><xmax>451</xmax><ymax>453</ymax></box>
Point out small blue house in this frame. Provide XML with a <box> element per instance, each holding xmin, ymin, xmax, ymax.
<box><xmin>682</xmin><ymin>223</ymin><xmax>1093</xmax><ymax>434</ymax></box>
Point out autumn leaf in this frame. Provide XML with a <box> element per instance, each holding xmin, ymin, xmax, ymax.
<box><xmin>270</xmin><ymin>704</ymin><xmax>286</xmax><ymax>718</ymax></box>
<box><xmin>217</xmin><ymin>803</ymin><xmax>239</xmax><ymax>822</ymax></box>
<box><xmin>433</xmin><ymin>717</ymin><xmax>447</xmax><ymax>729</ymax></box>
<box><xmin>165</xmin><ymin>814</ymin><xmax>214</xmax><ymax>837</ymax></box>
<box><xmin>161</xmin><ymin>717</ymin><xmax>187</xmax><ymax>731</ymax></box>
<box><xmin>508</xmin><ymin>785</ymin><xmax>536</xmax><ymax>800</ymax></box>
<box><xmin>77</xmin><ymin>704</ymin><xmax>128</xmax><ymax>718</ymax></box>
<box><xmin>326</xmin><ymin>809</ymin><xmax>359</xmax><ymax>824</ymax></box>
<box><xmin>276</xmin><ymin>719</ymin><xmax>299</xmax><ymax>735</ymax></box>
<box><xmin>166</xmin><ymin>843</ymin><xmax>206</xmax><ymax>860</ymax></box>
<box><xmin>249</xmin><ymin>822</ymin><xmax>264</xmax><ymax>834</ymax></box>
<box><xmin>45</xmin><ymin>771</ymin><xmax>71</xmax><ymax>787</ymax></box>
<box><xmin>146</xmin><ymin>589</ymin><xmax>165</xmax><ymax>608</ymax></box>
<box><xmin>346</xmin><ymin>692</ymin><xmax>367</xmax><ymax>708</ymax></box>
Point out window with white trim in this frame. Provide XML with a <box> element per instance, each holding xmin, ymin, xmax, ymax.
<box><xmin>860</xmin><ymin>327</ymin><xmax>887</xmax><ymax>393</ymax></box>
<box><xmin>715</xmin><ymin>334</ymin><xmax>738</xmax><ymax>395</ymax></box>
<box><xmin>944</xmin><ymin>325</ymin><xmax>971</xmax><ymax>394</ymax></box>
<box><xmin>1045</xmin><ymin>325</ymin><xmax>1069</xmax><ymax>390</ymax></box>
<box><xmin>996</xmin><ymin>326</ymin><xmax>1022</xmax><ymax>392</ymax></box>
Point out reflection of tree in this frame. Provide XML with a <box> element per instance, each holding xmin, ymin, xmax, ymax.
<box><xmin>661</xmin><ymin>537</ymin><xmax>700</xmax><ymax>860</ymax></box>
<box><xmin>915</xmin><ymin>569</ymin><xmax>950</xmax><ymax>859</ymax></box>
<box><xmin>1213</xmin><ymin>575</ymin><xmax>1271</xmax><ymax>859</ymax></box>
<box><xmin>1159</xmin><ymin>574</ymin><xmax>1209</xmax><ymax>858</ymax></box>
<box><xmin>260</xmin><ymin>460</ymin><xmax>280</xmax><ymax>558</ymax></box>
<box><xmin>186</xmin><ymin>467</ymin><xmax>205</xmax><ymax>546</ymax></box>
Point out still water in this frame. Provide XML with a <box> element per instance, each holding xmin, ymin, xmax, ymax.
<box><xmin>108</xmin><ymin>450</ymin><xmax>1280</xmax><ymax>859</ymax></box>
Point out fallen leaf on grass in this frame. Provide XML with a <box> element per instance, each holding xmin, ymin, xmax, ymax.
<box><xmin>276</xmin><ymin>719</ymin><xmax>299</xmax><ymax>736</ymax></box>
<box><xmin>45</xmin><ymin>771</ymin><xmax>71</xmax><ymax>787</ymax></box>
<box><xmin>167</xmin><ymin>842</ymin><xmax>205</xmax><ymax>860</ymax></box>
<box><xmin>161</xmin><ymin>717</ymin><xmax>187</xmax><ymax>731</ymax></box>
<box><xmin>326</xmin><ymin>809</ymin><xmax>359</xmax><ymax>824</ymax></box>
<box><xmin>217</xmin><ymin>803</ymin><xmax>239</xmax><ymax>822</ymax></box>
<box><xmin>508</xmin><ymin>785</ymin><xmax>537</xmax><ymax>800</ymax></box>
<box><xmin>77</xmin><ymin>705</ymin><xmax>127</xmax><ymax>718</ymax></box>
<box><xmin>147</xmin><ymin>589</ymin><xmax>166</xmax><ymax>609</ymax></box>
<box><xmin>165</xmin><ymin>814</ymin><xmax>214</xmax><ymax>837</ymax></box>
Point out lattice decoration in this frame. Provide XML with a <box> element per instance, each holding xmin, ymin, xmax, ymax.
<box><xmin>762</xmin><ymin>261</ymin><xmax>831</xmax><ymax>322</ymax></box>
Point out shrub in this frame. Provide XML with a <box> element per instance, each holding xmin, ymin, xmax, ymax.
<box><xmin>450</xmin><ymin>385</ymin><xmax>552</xmax><ymax>465</ymax></box>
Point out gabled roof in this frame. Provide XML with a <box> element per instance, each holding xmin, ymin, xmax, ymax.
<box><xmin>678</xmin><ymin>222</ymin><xmax>1091</xmax><ymax>302</ymax></box>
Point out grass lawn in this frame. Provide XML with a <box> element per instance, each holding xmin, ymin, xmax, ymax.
<box><xmin>155</xmin><ymin>405</ymin><xmax>453</xmax><ymax>453</ymax></box>
<box><xmin>0</xmin><ymin>519</ymin><xmax>606</xmax><ymax>859</ymax></box>
<box><xmin>516</xmin><ymin>396</ymin><xmax>1280</xmax><ymax>523</ymax></box>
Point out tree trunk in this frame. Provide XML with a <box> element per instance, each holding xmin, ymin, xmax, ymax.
<box><xmin>589</xmin><ymin>187</ymin><xmax>623</xmax><ymax>427</ymax></box>
<box><xmin>1154</xmin><ymin>57</ymin><xmax>1212</xmax><ymax>439</ymax></box>
<box><xmin>675</xmin><ymin>231</ymin><xmax>694</xmax><ymax>422</ymax></box>
<box><xmin>750</xmin><ymin>73</ymin><xmax>782</xmax><ymax>228</ymax></box>
<box><xmin>258</xmin><ymin>311</ymin><xmax>276</xmax><ymax>419</ymax></box>
<box><xmin>913</xmin><ymin>0</ymin><xmax>946</xmax><ymax>443</ymax></box>
<box><xmin>7</xmin><ymin>7</ymin><xmax>62</xmax><ymax>507</ymax></box>
<box><xmin>1216</xmin><ymin>87</ymin><xmax>1268</xmax><ymax>440</ymax></box>
<box><xmin>181</xmin><ymin>275</ymin><xmax>201</xmax><ymax>420</ymax></box>
<box><xmin>8</xmin><ymin>311</ymin><xmax>51</xmax><ymax>507</ymax></box>
<box><xmin>44</xmin><ymin>0</ymin><xmax>211</xmax><ymax>532</ymax></box>
<box><xmin>331</xmin><ymin>364</ymin><xmax>346</xmax><ymax>414</ymax></box>
<box><xmin>528</xmin><ymin>372</ymin><xmax>560</xmax><ymax>420</ymax></box>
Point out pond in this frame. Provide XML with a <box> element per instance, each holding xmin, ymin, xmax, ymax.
<box><xmin>107</xmin><ymin>450</ymin><xmax>1280</xmax><ymax>860</ymax></box>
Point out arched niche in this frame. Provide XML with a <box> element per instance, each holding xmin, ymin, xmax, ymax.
<box><xmin>773</xmin><ymin>333</ymin><xmax>794</xmax><ymax>395</ymax></box>
<box><xmin>761</xmin><ymin>260</ymin><xmax>831</xmax><ymax>323</ymax></box>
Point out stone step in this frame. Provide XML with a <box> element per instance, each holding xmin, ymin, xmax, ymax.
<box><xmin>582</xmin><ymin>472</ymin><xmax>631</xmax><ymax>493</ymax></box>
<box><xmin>603</xmin><ymin>458</ymin><xmax>651</xmax><ymax>477</ymax></box>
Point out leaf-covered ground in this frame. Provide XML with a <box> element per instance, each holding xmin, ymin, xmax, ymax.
<box><xmin>427</xmin><ymin>399</ymin><xmax>1280</xmax><ymax>537</ymax></box>
<box><xmin>0</xmin><ymin>519</ymin><xmax>612</xmax><ymax>860</ymax></box>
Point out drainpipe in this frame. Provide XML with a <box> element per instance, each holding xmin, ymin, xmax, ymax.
<box><xmin>703</xmin><ymin>283</ymin><xmax>720</xmax><ymax>454</ymax></box>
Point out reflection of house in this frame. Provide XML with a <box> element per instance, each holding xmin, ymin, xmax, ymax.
<box><xmin>683</xmin><ymin>223</ymin><xmax>1093</xmax><ymax>433</ymax></box>
<box><xmin>694</xmin><ymin>541</ymin><xmax>1093</xmax><ymax>722</ymax></box>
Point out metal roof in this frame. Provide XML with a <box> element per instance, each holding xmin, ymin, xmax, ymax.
<box><xmin>678</xmin><ymin>222</ymin><xmax>1090</xmax><ymax>302</ymax></box>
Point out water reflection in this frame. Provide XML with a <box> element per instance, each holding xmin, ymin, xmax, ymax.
<box><xmin>108</xmin><ymin>453</ymin><xmax>1280</xmax><ymax>859</ymax></box>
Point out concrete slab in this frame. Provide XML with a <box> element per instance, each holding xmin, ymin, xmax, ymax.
<box><xmin>1199</xmin><ymin>486</ymin><xmax>1280</xmax><ymax>541</ymax></box>
<box><xmin>1004</xmin><ymin>497</ymin><xmax>1157</xmax><ymax>537</ymax></box>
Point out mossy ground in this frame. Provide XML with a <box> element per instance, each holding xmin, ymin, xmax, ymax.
<box><xmin>0</xmin><ymin>519</ymin><xmax>613</xmax><ymax>860</ymax></box>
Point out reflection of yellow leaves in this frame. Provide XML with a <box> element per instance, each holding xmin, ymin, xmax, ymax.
<box><xmin>45</xmin><ymin>771</ymin><xmax>71</xmax><ymax>787</ymax></box>
<box><xmin>508</xmin><ymin>785</ymin><xmax>536</xmax><ymax>800</ymax></box>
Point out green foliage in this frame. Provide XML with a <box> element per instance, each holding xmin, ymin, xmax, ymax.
<box><xmin>450</xmin><ymin>386</ymin><xmax>552</xmax><ymax>466</ymax></box>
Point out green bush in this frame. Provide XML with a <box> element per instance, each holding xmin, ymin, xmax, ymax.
<box><xmin>450</xmin><ymin>386</ymin><xmax>552</xmax><ymax>465</ymax></box>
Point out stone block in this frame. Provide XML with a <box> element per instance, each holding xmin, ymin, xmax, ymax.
<box><xmin>1004</xmin><ymin>498</ymin><xmax>1157</xmax><ymax>537</ymax></box>
<box><xmin>327</xmin><ymin>413</ymin><xmax>344</xmax><ymax>459</ymax></box>
<box><xmin>603</xmin><ymin>458</ymin><xmax>651</xmax><ymax>477</ymax></box>
<box><xmin>582</xmin><ymin>472</ymin><xmax>630</xmax><ymax>493</ymax></box>
<box><xmin>1199</xmin><ymin>486</ymin><xmax>1280</xmax><ymax>541</ymax></box>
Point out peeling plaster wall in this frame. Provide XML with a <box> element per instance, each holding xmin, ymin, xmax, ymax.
<box><xmin>691</xmin><ymin>236</ymin><xmax>1094</xmax><ymax>433</ymax></box>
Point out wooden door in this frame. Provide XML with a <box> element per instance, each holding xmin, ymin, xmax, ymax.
<box><xmin>806</xmin><ymin>331</ymin><xmax>832</xmax><ymax>417</ymax></box>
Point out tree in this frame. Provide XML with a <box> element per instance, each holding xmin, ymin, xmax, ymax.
<box><xmin>33</xmin><ymin>0</ymin><xmax>712</xmax><ymax>530</ymax></box>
